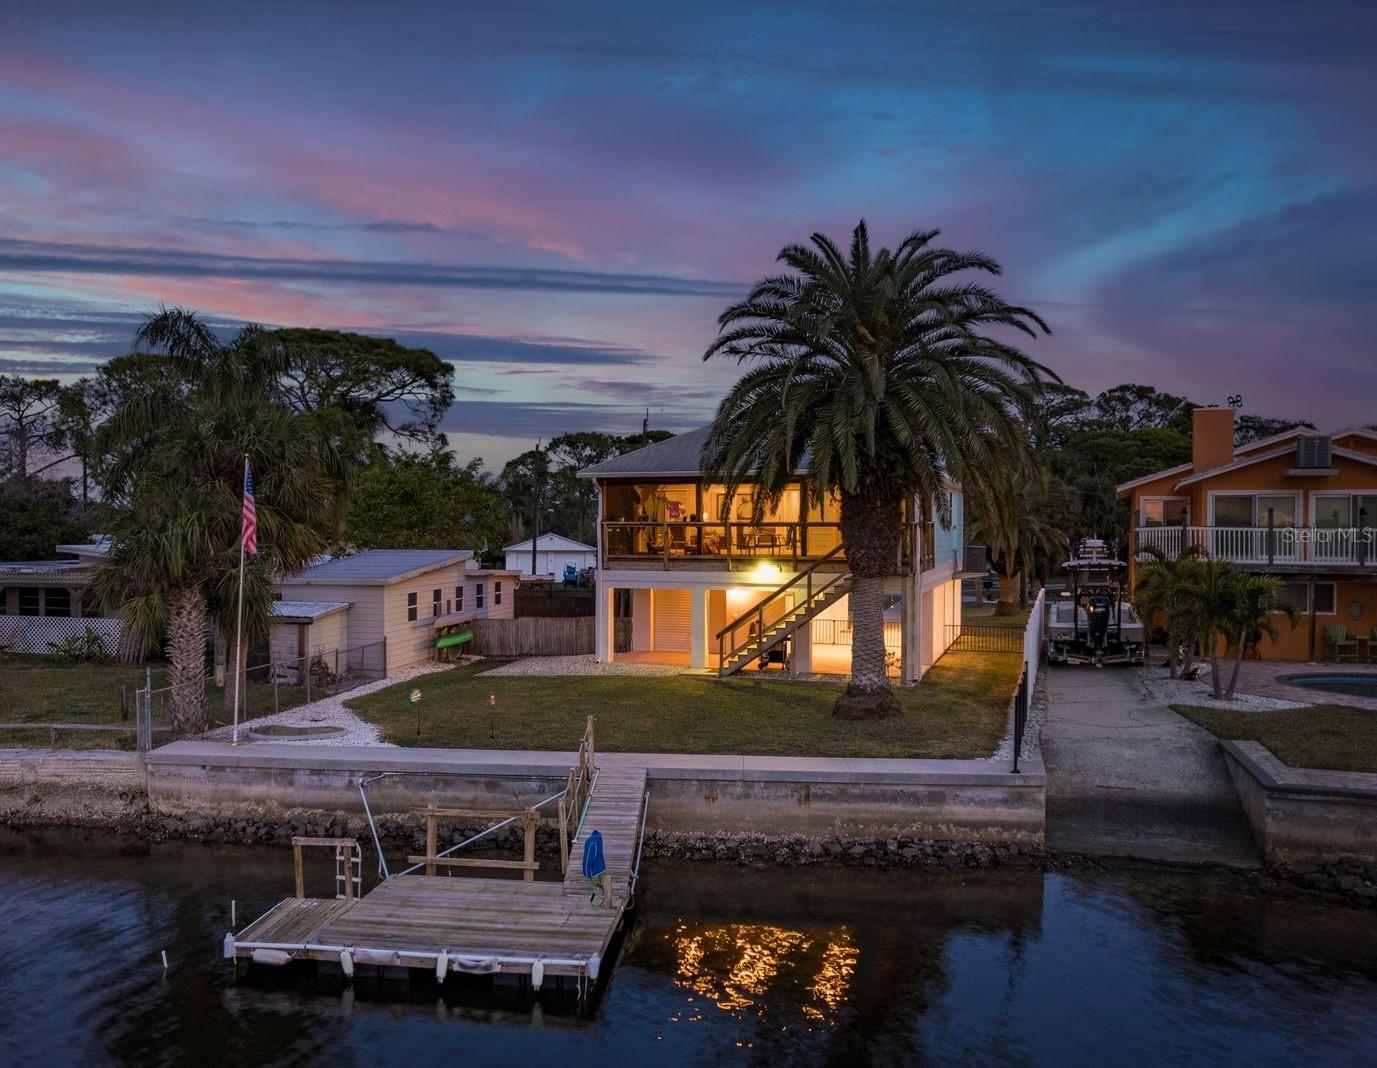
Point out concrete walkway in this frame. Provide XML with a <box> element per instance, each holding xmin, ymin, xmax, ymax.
<box><xmin>1041</xmin><ymin>667</ymin><xmax>1261</xmax><ymax>867</ymax></box>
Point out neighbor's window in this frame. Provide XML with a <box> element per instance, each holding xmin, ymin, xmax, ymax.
<box><xmin>43</xmin><ymin>588</ymin><xmax>71</xmax><ymax>617</ymax></box>
<box><xmin>432</xmin><ymin>588</ymin><xmax>442</xmax><ymax>616</ymax></box>
<box><xmin>476</xmin><ymin>583</ymin><xmax>485</xmax><ymax>609</ymax></box>
<box><xmin>406</xmin><ymin>591</ymin><xmax>418</xmax><ymax>622</ymax></box>
<box><xmin>1141</xmin><ymin>498</ymin><xmax>1189</xmax><ymax>527</ymax></box>
<box><xmin>494</xmin><ymin>581</ymin><xmax>502</xmax><ymax>606</ymax></box>
<box><xmin>18</xmin><ymin>588</ymin><xmax>40</xmax><ymax>616</ymax></box>
<box><xmin>1278</xmin><ymin>581</ymin><xmax>1336</xmax><ymax>614</ymax></box>
<box><xmin>455</xmin><ymin>585</ymin><xmax>464</xmax><ymax>611</ymax></box>
<box><xmin>1212</xmin><ymin>495</ymin><xmax>1255</xmax><ymax>527</ymax></box>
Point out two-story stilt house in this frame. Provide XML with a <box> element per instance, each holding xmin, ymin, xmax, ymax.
<box><xmin>579</xmin><ymin>426</ymin><xmax>973</xmax><ymax>680</ymax></box>
<box><xmin>1119</xmin><ymin>407</ymin><xmax>1377</xmax><ymax>660</ymax></box>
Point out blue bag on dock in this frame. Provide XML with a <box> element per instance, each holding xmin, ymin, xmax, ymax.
<box><xmin>581</xmin><ymin>829</ymin><xmax>607</xmax><ymax>880</ymax></box>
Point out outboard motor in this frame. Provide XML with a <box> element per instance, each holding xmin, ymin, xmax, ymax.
<box><xmin>1086</xmin><ymin>595</ymin><xmax>1111</xmax><ymax>650</ymax></box>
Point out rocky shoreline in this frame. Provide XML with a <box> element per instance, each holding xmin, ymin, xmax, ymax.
<box><xmin>3</xmin><ymin>807</ymin><xmax>1373</xmax><ymax>907</ymax></box>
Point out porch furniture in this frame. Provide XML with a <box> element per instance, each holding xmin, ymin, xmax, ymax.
<box><xmin>1242</xmin><ymin>628</ymin><xmax>1262</xmax><ymax>660</ymax></box>
<box><xmin>1325</xmin><ymin>624</ymin><xmax>1360</xmax><ymax>663</ymax></box>
<box><xmin>668</xmin><ymin>525</ymin><xmax>688</xmax><ymax>555</ymax></box>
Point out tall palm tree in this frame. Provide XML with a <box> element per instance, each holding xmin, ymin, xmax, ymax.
<box><xmin>1132</xmin><ymin>544</ymin><xmax>1207</xmax><ymax>678</ymax></box>
<box><xmin>90</xmin><ymin>309</ymin><xmax>361</xmax><ymax>731</ymax></box>
<box><xmin>702</xmin><ymin>222</ymin><xmax>1052</xmax><ymax>719</ymax></box>
<box><xmin>1186</xmin><ymin>558</ymin><xmax>1249</xmax><ymax>700</ymax></box>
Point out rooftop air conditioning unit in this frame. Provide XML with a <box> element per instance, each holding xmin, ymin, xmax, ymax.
<box><xmin>1296</xmin><ymin>435</ymin><xmax>1333</xmax><ymax>469</ymax></box>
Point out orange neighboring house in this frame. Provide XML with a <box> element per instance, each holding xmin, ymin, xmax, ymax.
<box><xmin>1117</xmin><ymin>407</ymin><xmax>1377</xmax><ymax>661</ymax></box>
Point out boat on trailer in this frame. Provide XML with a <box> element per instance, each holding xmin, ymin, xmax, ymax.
<box><xmin>1046</xmin><ymin>537</ymin><xmax>1145</xmax><ymax>667</ymax></box>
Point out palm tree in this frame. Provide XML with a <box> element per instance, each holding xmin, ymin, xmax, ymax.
<box><xmin>1221</xmin><ymin>574</ymin><xmax>1296</xmax><ymax>699</ymax></box>
<box><xmin>702</xmin><ymin>222</ymin><xmax>1052</xmax><ymax>719</ymax></box>
<box><xmin>90</xmin><ymin>309</ymin><xmax>361</xmax><ymax>731</ymax></box>
<box><xmin>1186</xmin><ymin>558</ymin><xmax>1249</xmax><ymax>699</ymax></box>
<box><xmin>968</xmin><ymin>458</ymin><xmax>1073</xmax><ymax>616</ymax></box>
<box><xmin>1132</xmin><ymin>544</ymin><xmax>1206</xmax><ymax>678</ymax></box>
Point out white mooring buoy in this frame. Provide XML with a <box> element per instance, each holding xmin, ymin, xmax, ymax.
<box><xmin>161</xmin><ymin>950</ymin><xmax>169</xmax><ymax>970</ymax></box>
<box><xmin>587</xmin><ymin>953</ymin><xmax>600</xmax><ymax>981</ymax></box>
<box><xmin>435</xmin><ymin>949</ymin><xmax>449</xmax><ymax>982</ymax></box>
<box><xmin>531</xmin><ymin>958</ymin><xmax>544</xmax><ymax>992</ymax></box>
<box><xmin>340</xmin><ymin>948</ymin><xmax>355</xmax><ymax>978</ymax></box>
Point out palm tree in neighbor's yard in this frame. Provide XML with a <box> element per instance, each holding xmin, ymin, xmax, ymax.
<box><xmin>702</xmin><ymin>221</ymin><xmax>1053</xmax><ymax>719</ymax></box>
<box><xmin>1221</xmin><ymin>573</ymin><xmax>1296</xmax><ymax>700</ymax></box>
<box><xmin>90</xmin><ymin>309</ymin><xmax>362</xmax><ymax>732</ymax></box>
<box><xmin>1132</xmin><ymin>543</ymin><xmax>1207</xmax><ymax>679</ymax></box>
<box><xmin>968</xmin><ymin>456</ymin><xmax>1073</xmax><ymax>616</ymax></box>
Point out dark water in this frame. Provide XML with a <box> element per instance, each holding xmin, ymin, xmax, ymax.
<box><xmin>2</xmin><ymin>831</ymin><xmax>1376</xmax><ymax>1066</ymax></box>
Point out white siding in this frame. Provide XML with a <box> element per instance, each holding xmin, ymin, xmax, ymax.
<box><xmin>652</xmin><ymin>589</ymin><xmax>692</xmax><ymax>650</ymax></box>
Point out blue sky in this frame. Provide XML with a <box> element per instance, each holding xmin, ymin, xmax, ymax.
<box><xmin>1</xmin><ymin>1</ymin><xmax>1373</xmax><ymax>463</ymax></box>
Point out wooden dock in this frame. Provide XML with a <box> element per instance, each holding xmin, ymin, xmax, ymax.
<box><xmin>226</xmin><ymin>723</ymin><xmax>648</xmax><ymax>986</ymax></box>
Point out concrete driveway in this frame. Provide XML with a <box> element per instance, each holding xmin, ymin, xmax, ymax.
<box><xmin>1041</xmin><ymin>667</ymin><xmax>1260</xmax><ymax>867</ymax></box>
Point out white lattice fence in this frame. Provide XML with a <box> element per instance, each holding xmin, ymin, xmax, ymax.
<box><xmin>0</xmin><ymin>616</ymin><xmax>123</xmax><ymax>655</ymax></box>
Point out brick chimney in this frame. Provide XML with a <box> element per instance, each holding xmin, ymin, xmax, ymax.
<box><xmin>1192</xmin><ymin>407</ymin><xmax>1235</xmax><ymax>473</ymax></box>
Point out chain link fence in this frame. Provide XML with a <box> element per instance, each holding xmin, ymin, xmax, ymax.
<box><xmin>134</xmin><ymin>641</ymin><xmax>386</xmax><ymax>748</ymax></box>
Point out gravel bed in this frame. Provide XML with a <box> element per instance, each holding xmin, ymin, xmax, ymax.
<box><xmin>479</xmin><ymin>654</ymin><xmax>685</xmax><ymax>677</ymax></box>
<box><xmin>201</xmin><ymin>661</ymin><xmax>457</xmax><ymax>746</ymax></box>
<box><xmin>1137</xmin><ymin>665</ymin><xmax>1307</xmax><ymax>711</ymax></box>
<box><xmin>984</xmin><ymin>670</ymin><xmax>1049</xmax><ymax>764</ymax></box>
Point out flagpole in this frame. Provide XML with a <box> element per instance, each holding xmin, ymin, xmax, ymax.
<box><xmin>232</xmin><ymin>454</ymin><xmax>248</xmax><ymax>747</ymax></box>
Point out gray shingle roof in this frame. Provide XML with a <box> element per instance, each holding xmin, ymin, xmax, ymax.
<box><xmin>286</xmin><ymin>549</ymin><xmax>472</xmax><ymax>585</ymax></box>
<box><xmin>578</xmin><ymin>426</ymin><xmax>712</xmax><ymax>478</ymax></box>
<box><xmin>270</xmin><ymin>600</ymin><xmax>351</xmax><ymax>621</ymax></box>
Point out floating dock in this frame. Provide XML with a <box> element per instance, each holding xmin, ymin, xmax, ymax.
<box><xmin>226</xmin><ymin>721</ymin><xmax>648</xmax><ymax>986</ymax></box>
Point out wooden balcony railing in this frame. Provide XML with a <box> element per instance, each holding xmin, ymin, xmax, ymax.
<box><xmin>601</xmin><ymin>521</ymin><xmax>849</xmax><ymax>570</ymax></box>
<box><xmin>1134</xmin><ymin>526</ymin><xmax>1376</xmax><ymax>568</ymax></box>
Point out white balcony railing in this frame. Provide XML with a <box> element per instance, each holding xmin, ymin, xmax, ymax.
<box><xmin>1134</xmin><ymin>526</ymin><xmax>1377</xmax><ymax>567</ymax></box>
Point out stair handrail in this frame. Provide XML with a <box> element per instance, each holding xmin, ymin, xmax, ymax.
<box><xmin>715</xmin><ymin>544</ymin><xmax>849</xmax><ymax>667</ymax></box>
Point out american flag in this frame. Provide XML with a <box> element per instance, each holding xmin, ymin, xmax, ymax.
<box><xmin>241</xmin><ymin>461</ymin><xmax>258</xmax><ymax>556</ymax></box>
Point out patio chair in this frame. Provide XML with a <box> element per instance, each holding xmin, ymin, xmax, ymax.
<box><xmin>1325</xmin><ymin>624</ymin><xmax>1360</xmax><ymax>663</ymax></box>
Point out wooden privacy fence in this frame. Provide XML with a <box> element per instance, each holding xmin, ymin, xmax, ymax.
<box><xmin>467</xmin><ymin>617</ymin><xmax>631</xmax><ymax>657</ymax></box>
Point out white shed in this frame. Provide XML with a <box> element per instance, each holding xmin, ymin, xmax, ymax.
<box><xmin>503</xmin><ymin>534</ymin><xmax>597</xmax><ymax>579</ymax></box>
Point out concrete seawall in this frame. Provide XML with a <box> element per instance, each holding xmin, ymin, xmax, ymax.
<box><xmin>1222</xmin><ymin>741</ymin><xmax>1377</xmax><ymax>864</ymax></box>
<box><xmin>2</xmin><ymin>742</ymin><xmax>1046</xmax><ymax>845</ymax></box>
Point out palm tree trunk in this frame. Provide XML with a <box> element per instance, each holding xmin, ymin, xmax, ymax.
<box><xmin>836</xmin><ymin>484</ymin><xmax>903</xmax><ymax>720</ymax></box>
<box><xmin>1208</xmin><ymin>634</ymin><xmax>1224</xmax><ymax>699</ymax></box>
<box><xmin>1226</xmin><ymin>638</ymin><xmax>1246</xmax><ymax>700</ymax></box>
<box><xmin>995</xmin><ymin>572</ymin><xmax>1021</xmax><ymax>617</ymax></box>
<box><xmin>167</xmin><ymin>585</ymin><xmax>207</xmax><ymax>733</ymax></box>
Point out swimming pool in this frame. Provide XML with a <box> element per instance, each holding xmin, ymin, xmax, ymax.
<box><xmin>1279</xmin><ymin>673</ymin><xmax>1377</xmax><ymax>700</ymax></box>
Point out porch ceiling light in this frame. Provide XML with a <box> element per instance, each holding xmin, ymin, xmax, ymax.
<box><xmin>752</xmin><ymin>561</ymin><xmax>782</xmax><ymax>583</ymax></box>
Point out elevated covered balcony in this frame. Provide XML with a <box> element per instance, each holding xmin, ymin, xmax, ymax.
<box><xmin>597</xmin><ymin>477</ymin><xmax>946</xmax><ymax>572</ymax></box>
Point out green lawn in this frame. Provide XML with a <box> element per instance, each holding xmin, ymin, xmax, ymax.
<box><xmin>0</xmin><ymin>655</ymin><xmax>310</xmax><ymax>749</ymax></box>
<box><xmin>347</xmin><ymin>650</ymin><xmax>1022</xmax><ymax>758</ymax></box>
<box><xmin>1172</xmin><ymin>703</ymin><xmax>1377</xmax><ymax>774</ymax></box>
<box><xmin>0</xmin><ymin>655</ymin><xmax>157</xmax><ymax>749</ymax></box>
<box><xmin>963</xmin><ymin>603</ymin><xmax>1031</xmax><ymax>627</ymax></box>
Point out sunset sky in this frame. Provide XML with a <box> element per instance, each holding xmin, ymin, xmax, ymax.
<box><xmin>2</xmin><ymin>1</ymin><xmax>1374</xmax><ymax>465</ymax></box>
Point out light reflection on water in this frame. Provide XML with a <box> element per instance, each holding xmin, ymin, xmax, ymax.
<box><xmin>664</xmin><ymin>921</ymin><xmax>858</xmax><ymax>1020</ymax></box>
<box><xmin>1</xmin><ymin>830</ymin><xmax>1375</xmax><ymax>1066</ymax></box>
